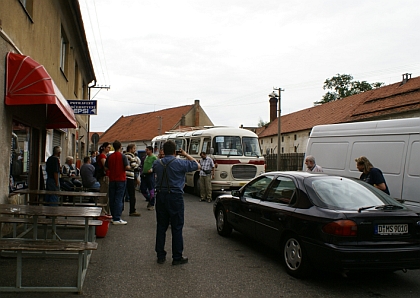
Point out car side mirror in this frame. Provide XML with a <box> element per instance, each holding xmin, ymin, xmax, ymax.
<box><xmin>231</xmin><ymin>190</ymin><xmax>240</xmax><ymax>197</ymax></box>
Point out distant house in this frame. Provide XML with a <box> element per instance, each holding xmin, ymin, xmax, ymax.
<box><xmin>259</xmin><ymin>74</ymin><xmax>420</xmax><ymax>155</ymax></box>
<box><xmin>99</xmin><ymin>100</ymin><xmax>214</xmax><ymax>150</ymax></box>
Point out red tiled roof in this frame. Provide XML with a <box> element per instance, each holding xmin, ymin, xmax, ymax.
<box><xmin>99</xmin><ymin>105</ymin><xmax>194</xmax><ymax>143</ymax></box>
<box><xmin>259</xmin><ymin>76</ymin><xmax>420</xmax><ymax>137</ymax></box>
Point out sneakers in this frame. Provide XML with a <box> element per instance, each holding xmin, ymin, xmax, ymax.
<box><xmin>207</xmin><ymin>199</ymin><xmax>212</xmax><ymax>203</ymax></box>
<box><xmin>172</xmin><ymin>256</ymin><xmax>188</xmax><ymax>266</ymax></box>
<box><xmin>112</xmin><ymin>219</ymin><xmax>127</xmax><ymax>225</ymax></box>
<box><xmin>147</xmin><ymin>205</ymin><xmax>155</xmax><ymax>211</ymax></box>
<box><xmin>129</xmin><ymin>212</ymin><xmax>141</xmax><ymax>216</ymax></box>
<box><xmin>199</xmin><ymin>198</ymin><xmax>205</xmax><ymax>202</ymax></box>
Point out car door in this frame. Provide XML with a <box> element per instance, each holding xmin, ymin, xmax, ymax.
<box><xmin>229</xmin><ymin>175</ymin><xmax>274</xmax><ymax>237</ymax></box>
<box><xmin>254</xmin><ymin>175</ymin><xmax>298</xmax><ymax>248</ymax></box>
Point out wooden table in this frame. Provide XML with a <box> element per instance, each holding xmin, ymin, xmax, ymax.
<box><xmin>0</xmin><ymin>204</ymin><xmax>102</xmax><ymax>293</ymax></box>
<box><xmin>14</xmin><ymin>189</ymin><xmax>106</xmax><ymax>207</ymax></box>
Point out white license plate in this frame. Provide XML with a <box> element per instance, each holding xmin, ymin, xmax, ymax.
<box><xmin>375</xmin><ymin>224</ymin><xmax>408</xmax><ymax>235</ymax></box>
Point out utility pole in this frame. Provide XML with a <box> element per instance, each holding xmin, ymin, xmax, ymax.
<box><xmin>87</xmin><ymin>84</ymin><xmax>110</xmax><ymax>155</ymax></box>
<box><xmin>273</xmin><ymin>87</ymin><xmax>284</xmax><ymax>171</ymax></box>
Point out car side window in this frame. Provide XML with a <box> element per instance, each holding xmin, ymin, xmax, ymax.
<box><xmin>243</xmin><ymin>176</ymin><xmax>274</xmax><ymax>200</ymax></box>
<box><xmin>265</xmin><ymin>176</ymin><xmax>297</xmax><ymax>205</ymax></box>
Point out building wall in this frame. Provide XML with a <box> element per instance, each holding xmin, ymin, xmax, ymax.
<box><xmin>260</xmin><ymin>130</ymin><xmax>310</xmax><ymax>155</ymax></box>
<box><xmin>0</xmin><ymin>0</ymin><xmax>95</xmax><ymax>203</ymax></box>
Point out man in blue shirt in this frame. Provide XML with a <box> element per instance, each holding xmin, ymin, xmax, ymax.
<box><xmin>153</xmin><ymin>141</ymin><xmax>200</xmax><ymax>265</ymax></box>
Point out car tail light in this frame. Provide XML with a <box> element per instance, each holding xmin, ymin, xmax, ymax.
<box><xmin>322</xmin><ymin>220</ymin><xmax>357</xmax><ymax>236</ymax></box>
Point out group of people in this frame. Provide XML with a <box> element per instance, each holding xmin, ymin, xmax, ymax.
<box><xmin>305</xmin><ymin>155</ymin><xmax>390</xmax><ymax>194</ymax></box>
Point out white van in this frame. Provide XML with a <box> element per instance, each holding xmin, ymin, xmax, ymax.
<box><xmin>304</xmin><ymin>117</ymin><xmax>420</xmax><ymax>210</ymax></box>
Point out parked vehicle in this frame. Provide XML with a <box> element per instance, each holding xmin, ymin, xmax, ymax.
<box><xmin>152</xmin><ymin>127</ymin><xmax>265</xmax><ymax>195</ymax></box>
<box><xmin>213</xmin><ymin>171</ymin><xmax>420</xmax><ymax>278</ymax></box>
<box><xmin>304</xmin><ymin>117</ymin><xmax>420</xmax><ymax>211</ymax></box>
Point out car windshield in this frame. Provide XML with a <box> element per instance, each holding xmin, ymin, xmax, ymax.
<box><xmin>307</xmin><ymin>177</ymin><xmax>407</xmax><ymax>211</ymax></box>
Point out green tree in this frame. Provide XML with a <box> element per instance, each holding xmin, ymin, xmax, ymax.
<box><xmin>257</xmin><ymin>118</ymin><xmax>269</xmax><ymax>127</ymax></box>
<box><xmin>315</xmin><ymin>74</ymin><xmax>384</xmax><ymax>105</ymax></box>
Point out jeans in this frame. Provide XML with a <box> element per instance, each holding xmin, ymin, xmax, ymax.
<box><xmin>155</xmin><ymin>191</ymin><xmax>184</xmax><ymax>261</ymax></box>
<box><xmin>45</xmin><ymin>177</ymin><xmax>60</xmax><ymax>206</ymax></box>
<box><xmin>126</xmin><ymin>179</ymin><xmax>137</xmax><ymax>214</ymax></box>
<box><xmin>109</xmin><ymin>180</ymin><xmax>126</xmax><ymax>221</ymax></box>
<box><xmin>140</xmin><ymin>173</ymin><xmax>155</xmax><ymax>206</ymax></box>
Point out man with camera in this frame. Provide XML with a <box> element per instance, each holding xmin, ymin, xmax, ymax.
<box><xmin>199</xmin><ymin>151</ymin><xmax>215</xmax><ymax>203</ymax></box>
<box><xmin>153</xmin><ymin>141</ymin><xmax>200</xmax><ymax>265</ymax></box>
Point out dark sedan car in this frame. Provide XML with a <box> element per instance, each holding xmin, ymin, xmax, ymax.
<box><xmin>213</xmin><ymin>171</ymin><xmax>420</xmax><ymax>278</ymax></box>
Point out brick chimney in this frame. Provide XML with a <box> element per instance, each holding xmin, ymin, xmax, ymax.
<box><xmin>269</xmin><ymin>95</ymin><xmax>278</xmax><ymax>122</ymax></box>
<box><xmin>402</xmin><ymin>73</ymin><xmax>412</xmax><ymax>85</ymax></box>
<box><xmin>194</xmin><ymin>99</ymin><xmax>200</xmax><ymax>126</ymax></box>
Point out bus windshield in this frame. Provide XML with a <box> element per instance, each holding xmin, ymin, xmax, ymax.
<box><xmin>243</xmin><ymin>137</ymin><xmax>262</xmax><ymax>157</ymax></box>
<box><xmin>213</xmin><ymin>136</ymin><xmax>243</xmax><ymax>156</ymax></box>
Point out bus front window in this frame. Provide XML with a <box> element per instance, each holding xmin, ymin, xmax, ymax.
<box><xmin>243</xmin><ymin>137</ymin><xmax>262</xmax><ymax>157</ymax></box>
<box><xmin>213</xmin><ymin>136</ymin><xmax>242</xmax><ymax>156</ymax></box>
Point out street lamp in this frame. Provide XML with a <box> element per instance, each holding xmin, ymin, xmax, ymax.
<box><xmin>269</xmin><ymin>88</ymin><xmax>284</xmax><ymax>170</ymax></box>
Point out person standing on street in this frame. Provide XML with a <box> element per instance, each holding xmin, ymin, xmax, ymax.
<box><xmin>199</xmin><ymin>152</ymin><xmax>215</xmax><ymax>202</ymax></box>
<box><xmin>45</xmin><ymin>146</ymin><xmax>62</xmax><ymax>205</ymax></box>
<box><xmin>97</xmin><ymin>142</ymin><xmax>111</xmax><ymax>214</ymax></box>
<box><xmin>305</xmin><ymin>155</ymin><xmax>323</xmax><ymax>173</ymax></box>
<box><xmin>125</xmin><ymin>143</ymin><xmax>141</xmax><ymax>216</ymax></box>
<box><xmin>355</xmin><ymin>156</ymin><xmax>390</xmax><ymax>195</ymax></box>
<box><xmin>141</xmin><ymin>146</ymin><xmax>157</xmax><ymax>210</ymax></box>
<box><xmin>105</xmin><ymin>140</ymin><xmax>131</xmax><ymax>225</ymax></box>
<box><xmin>153</xmin><ymin>141</ymin><xmax>200</xmax><ymax>265</ymax></box>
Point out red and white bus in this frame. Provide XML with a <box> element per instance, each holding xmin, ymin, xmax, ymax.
<box><xmin>151</xmin><ymin>127</ymin><xmax>265</xmax><ymax>195</ymax></box>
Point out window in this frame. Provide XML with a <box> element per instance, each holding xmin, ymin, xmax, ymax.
<box><xmin>243</xmin><ymin>137</ymin><xmax>262</xmax><ymax>157</ymax></box>
<box><xmin>212</xmin><ymin>136</ymin><xmax>242</xmax><ymax>156</ymax></box>
<box><xmin>189</xmin><ymin>138</ymin><xmax>200</xmax><ymax>155</ymax></box>
<box><xmin>282</xmin><ymin>136</ymin><xmax>284</xmax><ymax>142</ymax></box>
<box><xmin>74</xmin><ymin>61</ymin><xmax>79</xmax><ymax>97</ymax></box>
<box><xmin>270</xmin><ymin>138</ymin><xmax>273</xmax><ymax>143</ymax></box>
<box><xmin>294</xmin><ymin>134</ymin><xmax>297</xmax><ymax>140</ymax></box>
<box><xmin>202</xmin><ymin>137</ymin><xmax>211</xmax><ymax>154</ymax></box>
<box><xmin>19</xmin><ymin>0</ymin><xmax>34</xmax><ymax>19</ymax></box>
<box><xmin>60</xmin><ymin>27</ymin><xmax>69</xmax><ymax>76</ymax></box>
<box><xmin>281</xmin><ymin>147</ymin><xmax>284</xmax><ymax>153</ymax></box>
<box><xmin>294</xmin><ymin>146</ymin><xmax>297</xmax><ymax>153</ymax></box>
<box><xmin>261</xmin><ymin>139</ymin><xmax>263</xmax><ymax>144</ymax></box>
<box><xmin>243</xmin><ymin>175</ymin><xmax>274</xmax><ymax>200</ymax></box>
<box><xmin>11</xmin><ymin>120</ymin><xmax>31</xmax><ymax>192</ymax></box>
<box><xmin>266</xmin><ymin>176</ymin><xmax>297</xmax><ymax>204</ymax></box>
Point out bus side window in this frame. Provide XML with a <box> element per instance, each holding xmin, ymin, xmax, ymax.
<box><xmin>203</xmin><ymin>137</ymin><xmax>211</xmax><ymax>154</ymax></box>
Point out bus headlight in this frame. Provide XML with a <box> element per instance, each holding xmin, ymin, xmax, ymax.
<box><xmin>220</xmin><ymin>171</ymin><xmax>228</xmax><ymax>179</ymax></box>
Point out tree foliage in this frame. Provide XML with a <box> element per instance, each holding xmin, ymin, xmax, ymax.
<box><xmin>257</xmin><ymin>118</ymin><xmax>269</xmax><ymax>127</ymax></box>
<box><xmin>315</xmin><ymin>74</ymin><xmax>384</xmax><ymax>105</ymax></box>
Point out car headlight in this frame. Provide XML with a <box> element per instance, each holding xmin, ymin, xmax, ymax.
<box><xmin>220</xmin><ymin>171</ymin><xmax>228</xmax><ymax>179</ymax></box>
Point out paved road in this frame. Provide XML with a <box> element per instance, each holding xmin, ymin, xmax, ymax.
<box><xmin>3</xmin><ymin>191</ymin><xmax>420</xmax><ymax>297</ymax></box>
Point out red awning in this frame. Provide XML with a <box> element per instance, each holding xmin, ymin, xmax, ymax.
<box><xmin>5</xmin><ymin>52</ymin><xmax>77</xmax><ymax>129</ymax></box>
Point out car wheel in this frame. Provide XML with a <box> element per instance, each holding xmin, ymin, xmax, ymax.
<box><xmin>282</xmin><ymin>235</ymin><xmax>309</xmax><ymax>278</ymax></box>
<box><xmin>216</xmin><ymin>207</ymin><xmax>232</xmax><ymax>237</ymax></box>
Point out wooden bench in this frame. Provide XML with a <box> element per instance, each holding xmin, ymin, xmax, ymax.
<box><xmin>0</xmin><ymin>239</ymin><xmax>97</xmax><ymax>293</ymax></box>
<box><xmin>0</xmin><ymin>216</ymin><xmax>102</xmax><ymax>240</ymax></box>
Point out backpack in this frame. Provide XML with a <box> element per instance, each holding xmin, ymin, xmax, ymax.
<box><xmin>93</xmin><ymin>161</ymin><xmax>105</xmax><ymax>180</ymax></box>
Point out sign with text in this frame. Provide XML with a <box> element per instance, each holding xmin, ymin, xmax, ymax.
<box><xmin>67</xmin><ymin>100</ymin><xmax>97</xmax><ymax>115</ymax></box>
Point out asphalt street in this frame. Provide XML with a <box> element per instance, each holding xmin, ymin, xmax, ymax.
<box><xmin>2</xmin><ymin>191</ymin><xmax>420</xmax><ymax>297</ymax></box>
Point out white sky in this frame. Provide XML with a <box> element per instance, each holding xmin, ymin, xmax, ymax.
<box><xmin>79</xmin><ymin>0</ymin><xmax>420</xmax><ymax>132</ymax></box>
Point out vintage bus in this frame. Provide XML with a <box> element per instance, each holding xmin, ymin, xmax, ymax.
<box><xmin>151</xmin><ymin>127</ymin><xmax>265</xmax><ymax>195</ymax></box>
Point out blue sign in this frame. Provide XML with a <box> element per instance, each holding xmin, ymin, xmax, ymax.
<box><xmin>67</xmin><ymin>100</ymin><xmax>97</xmax><ymax>115</ymax></box>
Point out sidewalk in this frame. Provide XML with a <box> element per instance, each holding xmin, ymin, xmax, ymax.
<box><xmin>1</xmin><ymin>193</ymin><xmax>220</xmax><ymax>298</ymax></box>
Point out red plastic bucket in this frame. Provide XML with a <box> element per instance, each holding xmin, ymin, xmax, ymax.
<box><xmin>96</xmin><ymin>215</ymin><xmax>112</xmax><ymax>238</ymax></box>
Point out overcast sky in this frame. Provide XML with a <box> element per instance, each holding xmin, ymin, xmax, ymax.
<box><xmin>79</xmin><ymin>0</ymin><xmax>420</xmax><ymax>132</ymax></box>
